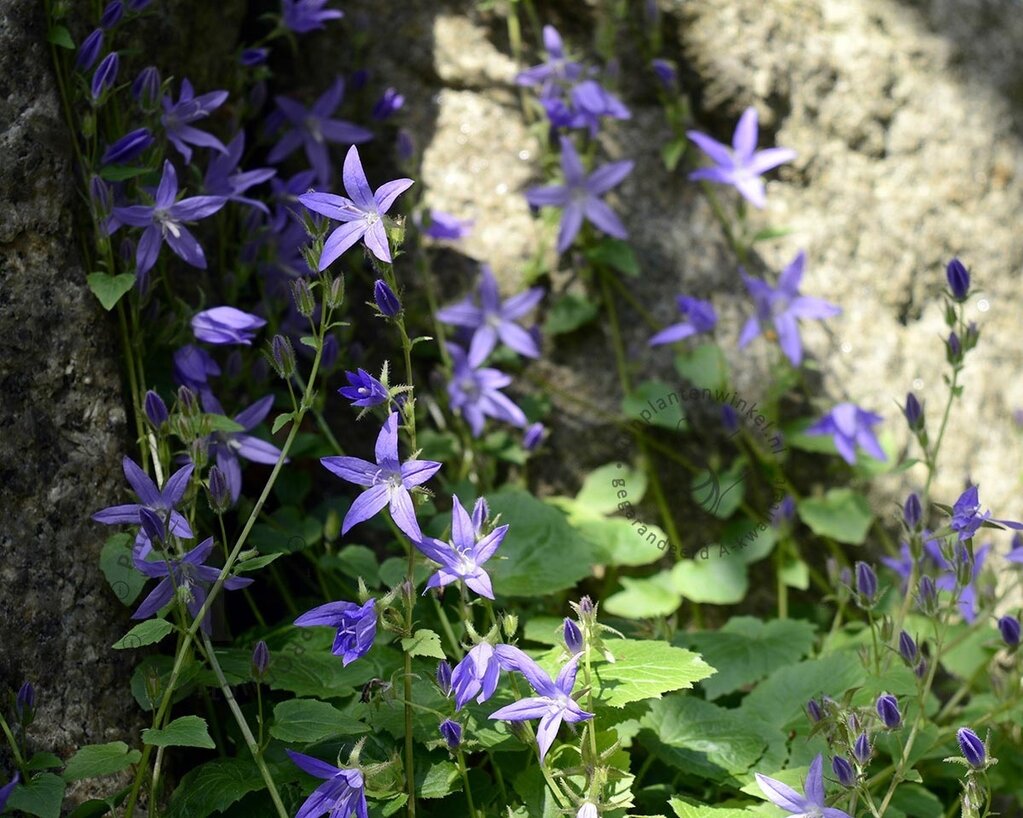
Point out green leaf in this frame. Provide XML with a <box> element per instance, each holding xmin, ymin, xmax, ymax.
<box><xmin>574</xmin><ymin>515</ymin><xmax>668</xmax><ymax>566</ymax></box>
<box><xmin>671</xmin><ymin>800</ymin><xmax>762</xmax><ymax>818</ymax></box>
<box><xmin>740</xmin><ymin>651</ymin><xmax>866</xmax><ymax>728</ymax></box>
<box><xmin>299</xmin><ymin>335</ymin><xmax>318</xmax><ymax>349</ymax></box>
<box><xmin>622</xmin><ymin>380</ymin><xmax>687</xmax><ymax>431</ymax></box>
<box><xmin>204</xmin><ymin>414</ymin><xmax>246</xmax><ymax>433</ymax></box>
<box><xmin>47</xmin><ymin>25</ymin><xmax>75</xmax><ymax>48</ymax></box>
<box><xmin>268</xmin><ymin>642</ymin><xmax>401</xmax><ymax>699</ymax></box>
<box><xmin>586</xmin><ymin>237</ymin><xmax>640</xmax><ymax>277</ymax></box>
<box><xmin>269</xmin><ymin>699</ymin><xmax>369</xmax><ymax>743</ymax></box>
<box><xmin>797</xmin><ymin>489</ymin><xmax>873</xmax><ymax>545</ymax></box>
<box><xmin>7</xmin><ymin>773</ymin><xmax>66</xmax><ymax>818</ymax></box>
<box><xmin>889</xmin><ymin>784</ymin><xmax>944</xmax><ymax>818</ymax></box>
<box><xmin>605</xmin><ymin>574</ymin><xmax>682</xmax><ymax>619</ymax></box>
<box><xmin>750</xmin><ymin>226</ymin><xmax>793</xmax><ymax>244</ymax></box>
<box><xmin>486</xmin><ymin>489</ymin><xmax>593</xmax><ymax>596</ymax></box>
<box><xmin>670</xmin><ymin>557</ymin><xmax>748</xmax><ymax>605</ymax></box>
<box><xmin>143</xmin><ymin>715</ymin><xmax>215</xmax><ymax>749</ymax></box>
<box><xmin>588</xmin><ymin>638</ymin><xmax>715</xmax><ymax>708</ymax></box>
<box><xmin>99</xmin><ymin>533</ymin><xmax>146</xmax><ymax>605</ymax></box>
<box><xmin>401</xmin><ymin>629</ymin><xmax>446</xmax><ymax>660</ymax></box>
<box><xmin>544</xmin><ymin>293</ymin><xmax>598</xmax><ymax>335</ymax></box>
<box><xmin>690</xmin><ymin>458</ymin><xmax>746</xmax><ymax>520</ymax></box>
<box><xmin>235</xmin><ymin>552</ymin><xmax>283</xmax><ymax>573</ymax></box>
<box><xmin>779</xmin><ymin>556</ymin><xmax>809</xmax><ymax>589</ymax></box>
<box><xmin>643</xmin><ymin>695</ymin><xmax>768</xmax><ymax>777</ymax></box>
<box><xmin>417</xmin><ymin>760</ymin><xmax>460</xmax><ymax>799</ymax></box>
<box><xmin>250</xmin><ymin>506</ymin><xmax>323</xmax><ymax>554</ymax></box>
<box><xmin>680</xmin><ymin>617</ymin><xmax>816</xmax><ymax>700</ymax></box>
<box><xmin>25</xmin><ymin>753</ymin><xmax>63</xmax><ymax>772</ymax></box>
<box><xmin>63</xmin><ymin>742</ymin><xmax>141</xmax><ymax>781</ymax></box>
<box><xmin>164</xmin><ymin>759</ymin><xmax>268</xmax><ymax>818</ymax></box>
<box><xmin>661</xmin><ymin>137</ymin><xmax>687</xmax><ymax>172</ymax></box>
<box><xmin>575</xmin><ymin>462</ymin><xmax>648</xmax><ymax>515</ymax></box>
<box><xmin>674</xmin><ymin>344</ymin><xmax>729</xmax><ymax>391</ymax></box>
<box><xmin>98</xmin><ymin>164</ymin><xmax>152</xmax><ymax>182</ymax></box>
<box><xmin>112</xmin><ymin>619</ymin><xmax>174</xmax><ymax>650</ymax></box>
<box><xmin>67</xmin><ymin>799</ymin><xmax>114</xmax><ymax>818</ymax></box>
<box><xmin>87</xmin><ymin>272</ymin><xmax>136</xmax><ymax>311</ymax></box>
<box><xmin>271</xmin><ymin>412</ymin><xmax>293</xmax><ymax>434</ymax></box>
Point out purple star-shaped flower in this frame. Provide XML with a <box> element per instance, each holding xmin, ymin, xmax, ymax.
<box><xmin>525</xmin><ymin>136</ymin><xmax>633</xmax><ymax>253</ymax></box>
<box><xmin>173</xmin><ymin>344</ymin><xmax>220</xmax><ymax>398</ymax></box>
<box><xmin>649</xmin><ymin>295</ymin><xmax>717</xmax><ymax>346</ymax></box>
<box><xmin>806</xmin><ymin>403</ymin><xmax>886</xmax><ymax>465</ymax></box>
<box><xmin>286</xmin><ymin>751</ymin><xmax>367</xmax><ymax>818</ymax></box>
<box><xmin>949</xmin><ymin>485</ymin><xmax>1023</xmax><ymax>541</ymax></box>
<box><xmin>160</xmin><ymin>79</ymin><xmax>229</xmax><ymax>163</ymax></box>
<box><xmin>108</xmin><ymin>160</ymin><xmax>226</xmax><ymax>276</ymax></box>
<box><xmin>447</xmin><ymin>344</ymin><xmax>527</xmax><ymax>437</ymax></box>
<box><xmin>489</xmin><ymin>645</ymin><xmax>593</xmax><ymax>762</ymax></box>
<box><xmin>338</xmin><ymin>369</ymin><xmax>388</xmax><ymax>408</ymax></box>
<box><xmin>515</xmin><ymin>25</ymin><xmax>584</xmax><ymax>94</ymax></box>
<box><xmin>739</xmin><ymin>251</ymin><xmax>840</xmax><ymax>366</ymax></box>
<box><xmin>450</xmin><ymin>642</ymin><xmax>503</xmax><ymax>710</ymax></box>
<box><xmin>299</xmin><ymin>145</ymin><xmax>415</xmax><ymax>267</ymax></box>
<box><xmin>92</xmin><ymin>457</ymin><xmax>194</xmax><ymax>544</ymax></box>
<box><xmin>420</xmin><ymin>209</ymin><xmax>472</xmax><ymax>241</ymax></box>
<box><xmin>280</xmin><ymin>0</ymin><xmax>343</xmax><ymax>35</ymax></box>
<box><xmin>755</xmin><ymin>755</ymin><xmax>852</xmax><ymax>818</ymax></box>
<box><xmin>687</xmin><ymin>106</ymin><xmax>796</xmax><ymax>208</ymax></box>
<box><xmin>1007</xmin><ymin>533</ymin><xmax>1023</xmax><ymax>564</ymax></box>
<box><xmin>267</xmin><ymin>77</ymin><xmax>372</xmax><ymax>185</ymax></box>
<box><xmin>924</xmin><ymin>538</ymin><xmax>991</xmax><ymax>623</ymax></box>
<box><xmin>415</xmin><ymin>495</ymin><xmax>508</xmax><ymax>600</ymax></box>
<box><xmin>320</xmin><ymin>412</ymin><xmax>441</xmax><ymax>541</ymax></box>
<box><xmin>203</xmin><ymin>132</ymin><xmax>276</xmax><ymax>213</ymax></box>
<box><xmin>565</xmin><ymin>79</ymin><xmax>631</xmax><ymax>137</ymax></box>
<box><xmin>294</xmin><ymin>598</ymin><xmax>376</xmax><ymax>666</ymax></box>
<box><xmin>436</xmin><ymin>265</ymin><xmax>544</xmax><ymax>363</ymax></box>
<box><xmin>202</xmin><ymin>394</ymin><xmax>284</xmax><ymax>504</ymax></box>
<box><xmin>133</xmin><ymin>537</ymin><xmax>253</xmax><ymax>632</ymax></box>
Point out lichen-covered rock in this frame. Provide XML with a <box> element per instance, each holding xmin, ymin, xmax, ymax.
<box><xmin>0</xmin><ymin>0</ymin><xmax>134</xmax><ymax>788</ymax></box>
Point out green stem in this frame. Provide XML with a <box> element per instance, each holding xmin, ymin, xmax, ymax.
<box><xmin>455</xmin><ymin>748</ymin><xmax>478</xmax><ymax>818</ymax></box>
<box><xmin>200</xmin><ymin>633</ymin><xmax>288</xmax><ymax>818</ymax></box>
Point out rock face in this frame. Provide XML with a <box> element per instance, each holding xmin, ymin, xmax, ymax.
<box><xmin>0</xmin><ymin>0</ymin><xmax>133</xmax><ymax>777</ymax></box>
<box><xmin>363</xmin><ymin>0</ymin><xmax>1023</xmax><ymax>525</ymax></box>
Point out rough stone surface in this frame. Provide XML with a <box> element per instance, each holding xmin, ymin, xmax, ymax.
<box><xmin>366</xmin><ymin>0</ymin><xmax>1023</xmax><ymax>530</ymax></box>
<box><xmin>0</xmin><ymin>0</ymin><xmax>134</xmax><ymax>787</ymax></box>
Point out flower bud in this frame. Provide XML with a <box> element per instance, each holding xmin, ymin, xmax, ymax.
<box><xmin>946</xmin><ymin>332</ymin><xmax>962</xmax><ymax>365</ymax></box>
<box><xmin>832</xmin><ymin>755</ymin><xmax>855</xmax><ymax>788</ymax></box>
<box><xmin>998</xmin><ymin>614</ymin><xmax>1020</xmax><ymax>647</ymax></box>
<box><xmin>651</xmin><ymin>58</ymin><xmax>678</xmax><ymax>92</ymax></box>
<box><xmin>270</xmin><ymin>334</ymin><xmax>296</xmax><ymax>379</ymax></box>
<box><xmin>101</xmin><ymin>127</ymin><xmax>154</xmax><ymax>165</ymax></box>
<box><xmin>371</xmin><ymin>87</ymin><xmax>404</xmax><ymax>121</ymax></box>
<box><xmin>396</xmin><ymin>128</ymin><xmax>415</xmax><ymax>163</ymax></box>
<box><xmin>89</xmin><ymin>174</ymin><xmax>112</xmax><ymax>216</ymax></box>
<box><xmin>956</xmin><ymin>727</ymin><xmax>985</xmax><ymax>768</ymax></box>
<box><xmin>522</xmin><ymin>422</ymin><xmax>546</xmax><ymax>452</ymax></box>
<box><xmin>291</xmin><ymin>278</ymin><xmax>316</xmax><ymax>317</ymax></box>
<box><xmin>914</xmin><ymin>658</ymin><xmax>927</xmax><ymax>679</ymax></box>
<box><xmin>177</xmin><ymin>385</ymin><xmax>198</xmax><ymax>413</ymax></box>
<box><xmin>325</xmin><ymin>274</ymin><xmax>345</xmax><ymax>310</ymax></box>
<box><xmin>903</xmin><ymin>493</ymin><xmax>922</xmax><ymax>530</ymax></box>
<box><xmin>439</xmin><ymin>718</ymin><xmax>462</xmax><ymax>750</ymax></box>
<box><xmin>578</xmin><ymin>596</ymin><xmax>594</xmax><ymax>615</ymax></box>
<box><xmin>100</xmin><ymin>1</ymin><xmax>124</xmax><ymax>28</ymax></box>
<box><xmin>436</xmin><ymin>661</ymin><xmax>452</xmax><ymax>696</ymax></box>
<box><xmin>15</xmin><ymin>682</ymin><xmax>35</xmax><ymax>724</ymax></box>
<box><xmin>876</xmin><ymin>693</ymin><xmax>901</xmax><ymax>729</ymax></box>
<box><xmin>720</xmin><ymin>404</ymin><xmax>740</xmax><ymax>435</ymax></box>
<box><xmin>903</xmin><ymin>393</ymin><xmax>924</xmax><ymax>432</ymax></box>
<box><xmin>91</xmin><ymin>52</ymin><xmax>120</xmax><ymax>100</ymax></box>
<box><xmin>964</xmin><ymin>321</ymin><xmax>980</xmax><ymax>351</ymax></box>
<box><xmin>946</xmin><ymin>258</ymin><xmax>970</xmax><ymax>302</ymax></box>
<box><xmin>898</xmin><ymin>631</ymin><xmax>917</xmax><ymax>665</ymax></box>
<box><xmin>144</xmin><ymin>390</ymin><xmax>168</xmax><ymax>427</ymax></box>
<box><xmin>806</xmin><ymin>698</ymin><xmax>823</xmax><ymax>723</ymax></box>
<box><xmin>855</xmin><ymin>561</ymin><xmax>878</xmax><ymax>606</ymax></box>
<box><xmin>917</xmin><ymin>575</ymin><xmax>938</xmax><ymax>614</ymax></box>
<box><xmin>853</xmin><ymin>732</ymin><xmax>871</xmax><ymax>764</ymax></box>
<box><xmin>208</xmin><ymin>465</ymin><xmax>231</xmax><ymax>513</ymax></box>
<box><xmin>240</xmin><ymin>48</ymin><xmax>268</xmax><ymax>67</ymax></box>
<box><xmin>131</xmin><ymin>66</ymin><xmax>161</xmax><ymax>109</ymax></box>
<box><xmin>501</xmin><ymin>612</ymin><xmax>518</xmax><ymax>639</ymax></box>
<box><xmin>471</xmin><ymin>497</ymin><xmax>489</xmax><ymax>531</ymax></box>
<box><xmin>564</xmin><ymin>618</ymin><xmax>583</xmax><ymax>654</ymax></box>
<box><xmin>251</xmin><ymin>640</ymin><xmax>270</xmax><ymax>680</ymax></box>
<box><xmin>76</xmin><ymin>28</ymin><xmax>104</xmax><ymax>70</ymax></box>
<box><xmin>373</xmin><ymin>279</ymin><xmax>400</xmax><ymax>317</ymax></box>
<box><xmin>953</xmin><ymin>543</ymin><xmax>974</xmax><ymax>589</ymax></box>
<box><xmin>139</xmin><ymin>507</ymin><xmax>165</xmax><ymax>543</ymax></box>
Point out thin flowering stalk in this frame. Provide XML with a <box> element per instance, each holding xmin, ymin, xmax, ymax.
<box><xmin>123</xmin><ymin>293</ymin><xmax>335</xmax><ymax>818</ymax></box>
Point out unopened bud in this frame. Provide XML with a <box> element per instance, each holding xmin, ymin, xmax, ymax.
<box><xmin>563</xmin><ymin>618</ymin><xmax>583</xmax><ymax>654</ymax></box>
<box><xmin>373</xmin><ymin>279</ymin><xmax>400</xmax><ymax>317</ymax></box>
<box><xmin>439</xmin><ymin>718</ymin><xmax>461</xmax><ymax>750</ymax></box>
<box><xmin>144</xmin><ymin>390</ymin><xmax>169</xmax><ymax>426</ymax></box>
<box><xmin>270</xmin><ymin>334</ymin><xmax>296</xmax><ymax>379</ymax></box>
<box><xmin>208</xmin><ymin>465</ymin><xmax>231</xmax><ymax>513</ymax></box>
<box><xmin>326</xmin><ymin>274</ymin><xmax>345</xmax><ymax>310</ymax></box>
<box><xmin>251</xmin><ymin>640</ymin><xmax>270</xmax><ymax>680</ymax></box>
<box><xmin>291</xmin><ymin>278</ymin><xmax>316</xmax><ymax>317</ymax></box>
